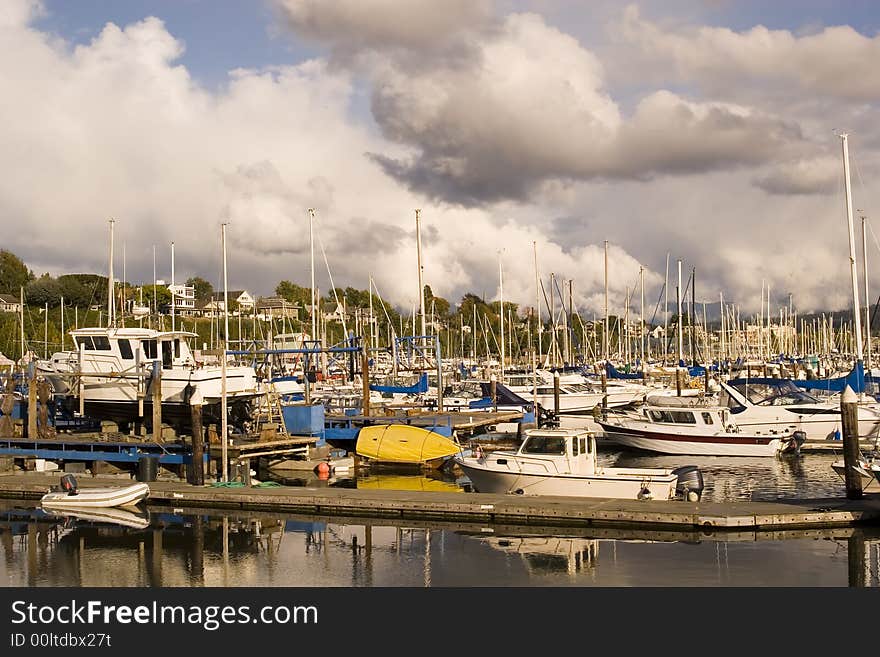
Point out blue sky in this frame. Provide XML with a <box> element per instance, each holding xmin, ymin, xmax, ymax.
<box><xmin>36</xmin><ymin>0</ymin><xmax>318</xmax><ymax>91</ymax></box>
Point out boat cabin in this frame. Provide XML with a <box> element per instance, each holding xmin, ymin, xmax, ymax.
<box><xmin>512</xmin><ymin>428</ymin><xmax>599</xmax><ymax>475</ymax></box>
<box><xmin>640</xmin><ymin>406</ymin><xmax>730</xmax><ymax>429</ymax></box>
<box><xmin>70</xmin><ymin>328</ymin><xmax>199</xmax><ymax>371</ymax></box>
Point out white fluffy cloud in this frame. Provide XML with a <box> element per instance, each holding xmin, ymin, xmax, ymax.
<box><xmin>2</xmin><ymin>0</ymin><xmax>878</xmax><ymax>324</ymax></box>
<box><xmin>617</xmin><ymin>4</ymin><xmax>880</xmax><ymax>101</ymax></box>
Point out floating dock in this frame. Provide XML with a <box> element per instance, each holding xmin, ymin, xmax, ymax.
<box><xmin>1</xmin><ymin>472</ymin><xmax>879</xmax><ymax>531</ymax></box>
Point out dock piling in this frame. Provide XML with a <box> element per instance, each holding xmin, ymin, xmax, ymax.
<box><xmin>190</xmin><ymin>403</ymin><xmax>205</xmax><ymax>486</ymax></box>
<box><xmin>841</xmin><ymin>385</ymin><xmax>863</xmax><ymax>499</ymax></box>
<box><xmin>152</xmin><ymin>360</ymin><xmax>163</xmax><ymax>444</ymax></box>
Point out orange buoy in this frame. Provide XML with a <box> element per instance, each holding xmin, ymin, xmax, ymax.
<box><xmin>315</xmin><ymin>461</ymin><xmax>331</xmax><ymax>478</ymax></box>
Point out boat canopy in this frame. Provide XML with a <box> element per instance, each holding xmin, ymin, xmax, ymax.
<box><xmin>369</xmin><ymin>372</ymin><xmax>429</xmax><ymax>395</ymax></box>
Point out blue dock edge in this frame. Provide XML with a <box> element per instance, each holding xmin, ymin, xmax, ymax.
<box><xmin>0</xmin><ymin>437</ymin><xmax>206</xmax><ymax>467</ymax></box>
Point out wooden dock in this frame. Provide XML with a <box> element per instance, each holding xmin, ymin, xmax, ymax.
<box><xmin>2</xmin><ymin>471</ymin><xmax>880</xmax><ymax>531</ymax></box>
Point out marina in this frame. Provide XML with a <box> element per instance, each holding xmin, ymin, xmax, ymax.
<box><xmin>4</xmin><ymin>4</ymin><xmax>880</xmax><ymax>605</ymax></box>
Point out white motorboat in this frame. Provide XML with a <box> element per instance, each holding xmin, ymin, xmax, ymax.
<box><xmin>40</xmin><ymin>475</ymin><xmax>149</xmax><ymax>509</ymax></box>
<box><xmin>39</xmin><ymin>327</ymin><xmax>261</xmax><ymax>432</ymax></box>
<box><xmin>717</xmin><ymin>379</ymin><xmax>880</xmax><ymax>442</ymax></box>
<box><xmin>831</xmin><ymin>455</ymin><xmax>879</xmax><ymax>491</ymax></box>
<box><xmin>454</xmin><ymin>427</ymin><xmax>704</xmax><ymax>500</ymax></box>
<box><xmin>597</xmin><ymin>404</ymin><xmax>805</xmax><ymax>457</ymax></box>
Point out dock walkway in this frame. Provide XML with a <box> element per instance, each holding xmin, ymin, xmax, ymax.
<box><xmin>1</xmin><ymin>472</ymin><xmax>879</xmax><ymax>532</ymax></box>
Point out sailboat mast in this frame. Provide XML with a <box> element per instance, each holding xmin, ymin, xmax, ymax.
<box><xmin>171</xmin><ymin>240</ymin><xmax>175</xmax><ymax>333</ymax></box>
<box><xmin>676</xmin><ymin>259</ymin><xmax>683</xmax><ymax>363</ymax></box>
<box><xmin>534</xmin><ymin>241</ymin><xmax>542</xmax><ymax>367</ymax></box>
<box><xmin>416</xmin><ymin>209</ymin><xmax>426</xmax><ymax>338</ymax></box>
<box><xmin>221</xmin><ymin>222</ymin><xmax>230</xmax><ymax>482</ymax></box>
<box><xmin>107</xmin><ymin>218</ymin><xmax>115</xmax><ymax>328</ymax></box>
<box><xmin>604</xmin><ymin>241</ymin><xmax>609</xmax><ymax>362</ymax></box>
<box><xmin>639</xmin><ymin>266</ymin><xmax>645</xmax><ymax>366</ymax></box>
<box><xmin>841</xmin><ymin>133</ymin><xmax>864</xmax><ymax>365</ymax></box>
<box><xmin>863</xmin><ymin>215</ymin><xmax>871</xmax><ymax>370</ymax></box>
<box><xmin>308</xmin><ymin>208</ymin><xmax>316</xmax><ymax>341</ymax></box>
<box><xmin>499</xmin><ymin>252</ymin><xmax>505</xmax><ymax>377</ymax></box>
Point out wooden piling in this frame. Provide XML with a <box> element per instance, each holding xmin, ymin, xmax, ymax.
<box><xmin>675</xmin><ymin>368</ymin><xmax>682</xmax><ymax>396</ymax></box>
<box><xmin>840</xmin><ymin>385</ymin><xmax>863</xmax><ymax>500</ymax></box>
<box><xmin>553</xmin><ymin>372</ymin><xmax>560</xmax><ymax>417</ymax></box>
<box><xmin>491</xmin><ymin>375</ymin><xmax>498</xmax><ymax>412</ymax></box>
<box><xmin>190</xmin><ymin>403</ymin><xmax>204</xmax><ymax>486</ymax></box>
<box><xmin>600</xmin><ymin>371</ymin><xmax>607</xmax><ymax>419</ymax></box>
<box><xmin>27</xmin><ymin>364</ymin><xmax>37</xmax><ymax>440</ymax></box>
<box><xmin>152</xmin><ymin>360</ymin><xmax>163</xmax><ymax>444</ymax></box>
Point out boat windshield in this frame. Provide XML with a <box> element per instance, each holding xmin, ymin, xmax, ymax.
<box><xmin>729</xmin><ymin>380</ymin><xmax>821</xmax><ymax>406</ymax></box>
<box><xmin>521</xmin><ymin>435</ymin><xmax>567</xmax><ymax>455</ymax></box>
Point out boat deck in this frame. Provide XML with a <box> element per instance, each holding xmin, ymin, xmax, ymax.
<box><xmin>1</xmin><ymin>472</ymin><xmax>879</xmax><ymax>531</ymax></box>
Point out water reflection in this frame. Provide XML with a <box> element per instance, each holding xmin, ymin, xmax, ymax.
<box><xmin>2</xmin><ymin>501</ymin><xmax>880</xmax><ymax>587</ymax></box>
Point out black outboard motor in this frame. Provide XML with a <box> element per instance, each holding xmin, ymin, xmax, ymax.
<box><xmin>59</xmin><ymin>474</ymin><xmax>78</xmax><ymax>496</ymax></box>
<box><xmin>671</xmin><ymin>466</ymin><xmax>704</xmax><ymax>502</ymax></box>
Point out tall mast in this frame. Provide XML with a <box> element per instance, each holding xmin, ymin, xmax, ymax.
<box><xmin>499</xmin><ymin>252</ymin><xmax>505</xmax><ymax>377</ymax></box>
<box><xmin>107</xmin><ymin>218</ymin><xmax>115</xmax><ymax>328</ymax></box>
<box><xmin>221</xmin><ymin>222</ymin><xmax>229</xmax><ymax>482</ymax></box>
<box><xmin>308</xmin><ymin>208</ymin><xmax>316</xmax><ymax>341</ymax></box>
<box><xmin>690</xmin><ymin>267</ymin><xmax>696</xmax><ymax>365</ymax></box>
<box><xmin>639</xmin><ymin>266</ymin><xmax>645</xmax><ymax>366</ymax></box>
<box><xmin>863</xmin><ymin>215</ymin><xmax>871</xmax><ymax>370</ymax></box>
<box><xmin>170</xmin><ymin>240</ymin><xmax>175</xmax><ymax>332</ymax></box>
<box><xmin>19</xmin><ymin>286</ymin><xmax>24</xmax><ymax>361</ymax></box>
<box><xmin>676</xmin><ymin>259</ymin><xmax>683</xmax><ymax>364</ymax></box>
<box><xmin>416</xmin><ymin>209</ymin><xmax>426</xmax><ymax>337</ymax></box>
<box><xmin>841</xmin><ymin>133</ymin><xmax>864</xmax><ymax>367</ymax></box>
<box><xmin>533</xmin><ymin>241</ymin><xmax>542</xmax><ymax>367</ymax></box>
<box><xmin>604</xmin><ymin>240</ymin><xmax>609</xmax><ymax>362</ymax></box>
<box><xmin>152</xmin><ymin>244</ymin><xmax>156</xmax><ymax>329</ymax></box>
<box><xmin>664</xmin><ymin>253</ymin><xmax>669</xmax><ymax>364</ymax></box>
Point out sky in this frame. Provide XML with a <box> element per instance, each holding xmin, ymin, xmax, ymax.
<box><xmin>3</xmin><ymin>0</ymin><xmax>880</xmax><ymax>321</ymax></box>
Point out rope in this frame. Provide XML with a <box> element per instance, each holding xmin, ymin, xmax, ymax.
<box><xmin>210</xmin><ymin>481</ymin><xmax>246</xmax><ymax>488</ymax></box>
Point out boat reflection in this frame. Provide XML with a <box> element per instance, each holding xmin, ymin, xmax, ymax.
<box><xmin>481</xmin><ymin>535</ymin><xmax>599</xmax><ymax>577</ymax></box>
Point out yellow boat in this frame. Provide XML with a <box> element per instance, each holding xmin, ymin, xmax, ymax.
<box><xmin>355</xmin><ymin>424</ymin><xmax>461</xmax><ymax>467</ymax></box>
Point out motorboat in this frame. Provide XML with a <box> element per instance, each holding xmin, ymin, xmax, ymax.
<box><xmin>831</xmin><ymin>454</ymin><xmax>879</xmax><ymax>491</ymax></box>
<box><xmin>718</xmin><ymin>378</ymin><xmax>880</xmax><ymax>442</ymax></box>
<box><xmin>454</xmin><ymin>427</ymin><xmax>704</xmax><ymax>500</ymax></box>
<box><xmin>40</xmin><ymin>475</ymin><xmax>149</xmax><ymax>509</ymax></box>
<box><xmin>597</xmin><ymin>404</ymin><xmax>805</xmax><ymax>457</ymax></box>
<box><xmin>39</xmin><ymin>327</ymin><xmax>261</xmax><ymax>432</ymax></box>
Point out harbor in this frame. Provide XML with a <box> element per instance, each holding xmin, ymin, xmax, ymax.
<box><xmin>5</xmin><ymin>4</ymin><xmax>880</xmax><ymax>605</ymax></box>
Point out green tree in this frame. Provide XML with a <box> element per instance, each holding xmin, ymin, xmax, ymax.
<box><xmin>57</xmin><ymin>275</ymin><xmax>91</xmax><ymax>307</ymax></box>
<box><xmin>26</xmin><ymin>274</ymin><xmax>62</xmax><ymax>307</ymax></box>
<box><xmin>0</xmin><ymin>250</ymin><xmax>33</xmax><ymax>295</ymax></box>
<box><xmin>275</xmin><ymin>280</ymin><xmax>311</xmax><ymax>306</ymax></box>
<box><xmin>186</xmin><ymin>276</ymin><xmax>214</xmax><ymax>301</ymax></box>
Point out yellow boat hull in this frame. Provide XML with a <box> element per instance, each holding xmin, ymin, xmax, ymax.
<box><xmin>355</xmin><ymin>424</ymin><xmax>460</xmax><ymax>466</ymax></box>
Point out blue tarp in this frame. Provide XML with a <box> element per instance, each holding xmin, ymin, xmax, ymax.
<box><xmin>605</xmin><ymin>362</ymin><xmax>644</xmax><ymax>380</ymax></box>
<box><xmin>370</xmin><ymin>372</ymin><xmax>429</xmax><ymax>395</ymax></box>
<box><xmin>792</xmin><ymin>361</ymin><xmax>865</xmax><ymax>393</ymax></box>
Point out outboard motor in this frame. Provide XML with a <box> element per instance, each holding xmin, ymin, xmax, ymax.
<box><xmin>59</xmin><ymin>474</ymin><xmax>78</xmax><ymax>496</ymax></box>
<box><xmin>791</xmin><ymin>430</ymin><xmax>807</xmax><ymax>453</ymax></box>
<box><xmin>671</xmin><ymin>466</ymin><xmax>704</xmax><ymax>502</ymax></box>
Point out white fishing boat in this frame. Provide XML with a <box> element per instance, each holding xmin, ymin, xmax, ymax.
<box><xmin>597</xmin><ymin>404</ymin><xmax>805</xmax><ymax>457</ymax></box>
<box><xmin>40</xmin><ymin>475</ymin><xmax>149</xmax><ymax>509</ymax></box>
<box><xmin>454</xmin><ymin>427</ymin><xmax>704</xmax><ymax>500</ymax></box>
<box><xmin>40</xmin><ymin>327</ymin><xmax>261</xmax><ymax>432</ymax></box>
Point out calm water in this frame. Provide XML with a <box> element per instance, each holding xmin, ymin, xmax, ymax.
<box><xmin>1</xmin><ymin>446</ymin><xmax>878</xmax><ymax>587</ymax></box>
